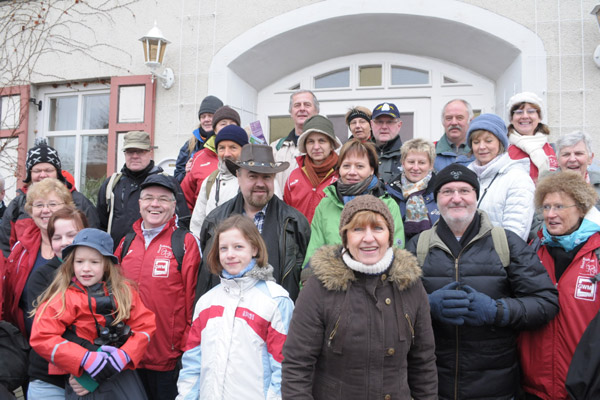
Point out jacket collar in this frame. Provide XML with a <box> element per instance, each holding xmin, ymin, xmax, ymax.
<box><xmin>309</xmin><ymin>245</ymin><xmax>422</xmax><ymax>291</ymax></box>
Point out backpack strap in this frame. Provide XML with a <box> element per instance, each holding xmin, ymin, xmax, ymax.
<box><xmin>171</xmin><ymin>228</ymin><xmax>187</xmax><ymax>271</ymax></box>
<box><xmin>416</xmin><ymin>229</ymin><xmax>433</xmax><ymax>266</ymax></box>
<box><xmin>275</xmin><ymin>137</ymin><xmax>286</xmax><ymax>151</ymax></box>
<box><xmin>105</xmin><ymin>172</ymin><xmax>122</xmax><ymax>234</ymax></box>
<box><xmin>119</xmin><ymin>228</ymin><xmax>187</xmax><ymax>272</ymax></box>
<box><xmin>490</xmin><ymin>226</ymin><xmax>510</xmax><ymax>268</ymax></box>
<box><xmin>119</xmin><ymin>231</ymin><xmax>137</xmax><ymax>263</ymax></box>
<box><xmin>204</xmin><ymin>170</ymin><xmax>219</xmax><ymax>201</ymax></box>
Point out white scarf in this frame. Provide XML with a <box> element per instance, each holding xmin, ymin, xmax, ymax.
<box><xmin>342</xmin><ymin>247</ymin><xmax>393</xmax><ymax>275</ymax></box>
<box><xmin>508</xmin><ymin>130</ymin><xmax>550</xmax><ymax>175</ymax></box>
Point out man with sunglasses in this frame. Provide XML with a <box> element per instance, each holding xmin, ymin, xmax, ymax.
<box><xmin>370</xmin><ymin>102</ymin><xmax>403</xmax><ymax>184</ymax></box>
<box><xmin>96</xmin><ymin>131</ymin><xmax>189</xmax><ymax>248</ymax></box>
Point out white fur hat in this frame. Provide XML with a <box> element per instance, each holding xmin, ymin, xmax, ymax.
<box><xmin>506</xmin><ymin>92</ymin><xmax>544</xmax><ymax>119</ymax></box>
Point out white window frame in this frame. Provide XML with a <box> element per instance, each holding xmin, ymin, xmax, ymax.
<box><xmin>36</xmin><ymin>83</ymin><xmax>110</xmax><ymax>190</ymax></box>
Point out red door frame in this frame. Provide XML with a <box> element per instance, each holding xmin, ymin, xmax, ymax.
<box><xmin>0</xmin><ymin>85</ymin><xmax>30</xmax><ymax>189</ymax></box>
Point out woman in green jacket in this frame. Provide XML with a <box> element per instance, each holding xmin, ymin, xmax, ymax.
<box><xmin>303</xmin><ymin>139</ymin><xmax>405</xmax><ymax>267</ymax></box>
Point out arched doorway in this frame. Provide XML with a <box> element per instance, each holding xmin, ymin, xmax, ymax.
<box><xmin>208</xmin><ymin>0</ymin><xmax>546</xmax><ymax>143</ymax></box>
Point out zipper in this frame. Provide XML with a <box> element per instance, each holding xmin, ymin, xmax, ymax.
<box><xmin>327</xmin><ymin>316</ymin><xmax>341</xmax><ymax>347</ymax></box>
<box><xmin>281</xmin><ymin>219</ymin><xmax>293</xmax><ymax>283</ymax></box>
<box><xmin>404</xmin><ymin>313</ymin><xmax>415</xmax><ymax>345</ymax></box>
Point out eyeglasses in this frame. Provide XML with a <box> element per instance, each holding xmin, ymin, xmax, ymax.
<box><xmin>32</xmin><ymin>202</ymin><xmax>64</xmax><ymax>210</ymax></box>
<box><xmin>540</xmin><ymin>204</ymin><xmax>577</xmax><ymax>213</ymax></box>
<box><xmin>439</xmin><ymin>188</ymin><xmax>474</xmax><ymax>197</ymax></box>
<box><xmin>31</xmin><ymin>168</ymin><xmax>56</xmax><ymax>175</ymax></box>
<box><xmin>513</xmin><ymin>108</ymin><xmax>538</xmax><ymax>116</ymax></box>
<box><xmin>140</xmin><ymin>196</ymin><xmax>175</xmax><ymax>204</ymax></box>
<box><xmin>124</xmin><ymin>149</ymin><xmax>150</xmax><ymax>155</ymax></box>
<box><xmin>372</xmin><ymin>119</ymin><xmax>398</xmax><ymax>126</ymax></box>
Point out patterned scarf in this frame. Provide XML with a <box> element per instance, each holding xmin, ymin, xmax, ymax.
<box><xmin>401</xmin><ymin>172</ymin><xmax>432</xmax><ymax>236</ymax></box>
<box><xmin>303</xmin><ymin>152</ymin><xmax>338</xmax><ymax>188</ymax></box>
<box><xmin>337</xmin><ymin>175</ymin><xmax>379</xmax><ymax>204</ymax></box>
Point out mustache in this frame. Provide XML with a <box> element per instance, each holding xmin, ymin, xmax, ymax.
<box><xmin>448</xmin><ymin>124</ymin><xmax>463</xmax><ymax>131</ymax></box>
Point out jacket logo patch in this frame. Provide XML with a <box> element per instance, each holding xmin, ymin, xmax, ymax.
<box><xmin>158</xmin><ymin>245</ymin><xmax>174</xmax><ymax>259</ymax></box>
<box><xmin>153</xmin><ymin>259</ymin><xmax>170</xmax><ymax>278</ymax></box>
<box><xmin>575</xmin><ymin>276</ymin><xmax>597</xmax><ymax>301</ymax></box>
<box><xmin>580</xmin><ymin>256</ymin><xmax>598</xmax><ymax>276</ymax></box>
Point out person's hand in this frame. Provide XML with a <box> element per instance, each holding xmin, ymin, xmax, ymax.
<box><xmin>185</xmin><ymin>158</ymin><xmax>194</xmax><ymax>173</ymax></box>
<box><xmin>81</xmin><ymin>351</ymin><xmax>118</xmax><ymax>383</ymax></box>
<box><xmin>428</xmin><ymin>281</ymin><xmax>470</xmax><ymax>325</ymax></box>
<box><xmin>462</xmin><ymin>285</ymin><xmax>497</xmax><ymax>326</ymax></box>
<box><xmin>100</xmin><ymin>345</ymin><xmax>131</xmax><ymax>373</ymax></box>
<box><xmin>69</xmin><ymin>374</ymin><xmax>91</xmax><ymax>397</ymax></box>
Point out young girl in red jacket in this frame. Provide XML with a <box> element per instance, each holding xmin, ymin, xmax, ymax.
<box><xmin>29</xmin><ymin>228</ymin><xmax>156</xmax><ymax>398</ymax></box>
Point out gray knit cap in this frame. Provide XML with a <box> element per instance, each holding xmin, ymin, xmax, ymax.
<box><xmin>198</xmin><ymin>95</ymin><xmax>223</xmax><ymax>118</ymax></box>
<box><xmin>339</xmin><ymin>195</ymin><xmax>394</xmax><ymax>247</ymax></box>
<box><xmin>212</xmin><ymin>106</ymin><xmax>241</xmax><ymax>131</ymax></box>
<box><xmin>298</xmin><ymin>115</ymin><xmax>342</xmax><ymax>154</ymax></box>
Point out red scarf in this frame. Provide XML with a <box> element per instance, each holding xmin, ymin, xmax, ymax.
<box><xmin>303</xmin><ymin>152</ymin><xmax>338</xmax><ymax>188</ymax></box>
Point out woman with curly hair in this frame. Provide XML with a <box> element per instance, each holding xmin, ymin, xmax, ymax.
<box><xmin>520</xmin><ymin>171</ymin><xmax>600</xmax><ymax>399</ymax></box>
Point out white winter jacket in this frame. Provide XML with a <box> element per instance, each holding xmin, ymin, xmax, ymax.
<box><xmin>176</xmin><ymin>265</ymin><xmax>294</xmax><ymax>400</ymax></box>
<box><xmin>469</xmin><ymin>153</ymin><xmax>535</xmax><ymax>240</ymax></box>
<box><xmin>190</xmin><ymin>161</ymin><xmax>239</xmax><ymax>236</ymax></box>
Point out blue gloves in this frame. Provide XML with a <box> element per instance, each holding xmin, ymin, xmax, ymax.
<box><xmin>428</xmin><ymin>281</ymin><xmax>470</xmax><ymax>325</ymax></box>
<box><xmin>81</xmin><ymin>351</ymin><xmax>118</xmax><ymax>383</ymax></box>
<box><xmin>463</xmin><ymin>285</ymin><xmax>498</xmax><ymax>326</ymax></box>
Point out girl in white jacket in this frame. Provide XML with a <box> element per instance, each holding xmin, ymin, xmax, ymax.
<box><xmin>177</xmin><ymin>215</ymin><xmax>294</xmax><ymax>400</ymax></box>
<box><xmin>467</xmin><ymin>114</ymin><xmax>535</xmax><ymax>241</ymax></box>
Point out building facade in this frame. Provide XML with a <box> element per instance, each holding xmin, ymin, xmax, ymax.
<box><xmin>1</xmin><ymin>0</ymin><xmax>599</xmax><ymax>200</ymax></box>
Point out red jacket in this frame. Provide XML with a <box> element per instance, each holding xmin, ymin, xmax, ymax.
<box><xmin>0</xmin><ymin>254</ymin><xmax>4</xmax><ymax>320</ymax></box>
<box><xmin>519</xmin><ymin>232</ymin><xmax>600</xmax><ymax>400</ymax></box>
<box><xmin>4</xmin><ymin>218</ymin><xmax>41</xmax><ymax>334</ymax></box>
<box><xmin>115</xmin><ymin>216</ymin><xmax>201</xmax><ymax>371</ymax></box>
<box><xmin>180</xmin><ymin>148</ymin><xmax>218</xmax><ymax>211</ymax></box>
<box><xmin>30</xmin><ymin>281</ymin><xmax>156</xmax><ymax>377</ymax></box>
<box><xmin>508</xmin><ymin>142</ymin><xmax>557</xmax><ymax>184</ymax></box>
<box><xmin>283</xmin><ymin>155</ymin><xmax>338</xmax><ymax>224</ymax></box>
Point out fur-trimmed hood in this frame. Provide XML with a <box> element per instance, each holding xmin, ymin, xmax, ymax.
<box><xmin>309</xmin><ymin>245</ymin><xmax>422</xmax><ymax>291</ymax></box>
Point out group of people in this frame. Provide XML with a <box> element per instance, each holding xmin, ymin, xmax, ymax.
<box><xmin>0</xmin><ymin>89</ymin><xmax>597</xmax><ymax>400</ymax></box>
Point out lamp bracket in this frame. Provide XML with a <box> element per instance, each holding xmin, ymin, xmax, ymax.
<box><xmin>29</xmin><ymin>98</ymin><xmax>42</xmax><ymax>111</ymax></box>
<box><xmin>150</xmin><ymin>67</ymin><xmax>174</xmax><ymax>89</ymax></box>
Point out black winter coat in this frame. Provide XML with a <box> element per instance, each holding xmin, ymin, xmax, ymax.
<box><xmin>406</xmin><ymin>211</ymin><xmax>559</xmax><ymax>400</ymax></box>
<box><xmin>196</xmin><ymin>192</ymin><xmax>310</xmax><ymax>301</ymax></box>
<box><xmin>96</xmin><ymin>162</ymin><xmax>190</xmax><ymax>248</ymax></box>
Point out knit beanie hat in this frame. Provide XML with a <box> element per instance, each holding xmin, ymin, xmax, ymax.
<box><xmin>339</xmin><ymin>195</ymin><xmax>394</xmax><ymax>247</ymax></box>
<box><xmin>466</xmin><ymin>113</ymin><xmax>509</xmax><ymax>150</ymax></box>
<box><xmin>24</xmin><ymin>138</ymin><xmax>64</xmax><ymax>184</ymax></box>
<box><xmin>433</xmin><ymin>163</ymin><xmax>480</xmax><ymax>200</ymax></box>
<box><xmin>198</xmin><ymin>95</ymin><xmax>223</xmax><ymax>118</ymax></box>
<box><xmin>215</xmin><ymin>125</ymin><xmax>249</xmax><ymax>148</ymax></box>
<box><xmin>212</xmin><ymin>106</ymin><xmax>241</xmax><ymax>131</ymax></box>
<box><xmin>506</xmin><ymin>92</ymin><xmax>544</xmax><ymax>119</ymax></box>
<box><xmin>298</xmin><ymin>115</ymin><xmax>342</xmax><ymax>153</ymax></box>
<box><xmin>346</xmin><ymin>106</ymin><xmax>372</xmax><ymax>125</ymax></box>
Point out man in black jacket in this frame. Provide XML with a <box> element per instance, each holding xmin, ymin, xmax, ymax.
<box><xmin>197</xmin><ymin>144</ymin><xmax>310</xmax><ymax>302</ymax></box>
<box><xmin>96</xmin><ymin>131</ymin><xmax>189</xmax><ymax>249</ymax></box>
<box><xmin>406</xmin><ymin>163</ymin><xmax>559</xmax><ymax>400</ymax></box>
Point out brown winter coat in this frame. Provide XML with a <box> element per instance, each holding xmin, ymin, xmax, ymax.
<box><xmin>282</xmin><ymin>245</ymin><xmax>437</xmax><ymax>400</ymax></box>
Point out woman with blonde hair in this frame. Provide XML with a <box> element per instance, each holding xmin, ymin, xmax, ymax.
<box><xmin>4</xmin><ymin>178</ymin><xmax>74</xmax><ymax>335</ymax></box>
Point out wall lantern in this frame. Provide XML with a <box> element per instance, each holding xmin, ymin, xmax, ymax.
<box><xmin>591</xmin><ymin>5</ymin><xmax>600</xmax><ymax>68</ymax></box>
<box><xmin>139</xmin><ymin>22</ymin><xmax>175</xmax><ymax>89</ymax></box>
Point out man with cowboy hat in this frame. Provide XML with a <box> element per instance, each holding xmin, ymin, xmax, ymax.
<box><xmin>196</xmin><ymin>143</ymin><xmax>311</xmax><ymax>301</ymax></box>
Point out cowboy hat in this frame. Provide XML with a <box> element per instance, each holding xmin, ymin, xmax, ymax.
<box><xmin>225</xmin><ymin>143</ymin><xmax>290</xmax><ymax>175</ymax></box>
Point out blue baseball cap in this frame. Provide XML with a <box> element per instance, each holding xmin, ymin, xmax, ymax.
<box><xmin>372</xmin><ymin>102</ymin><xmax>400</xmax><ymax>119</ymax></box>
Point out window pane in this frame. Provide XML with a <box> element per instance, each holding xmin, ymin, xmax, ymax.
<box><xmin>83</xmin><ymin>94</ymin><xmax>109</xmax><ymax>129</ymax></box>
<box><xmin>391</xmin><ymin>66</ymin><xmax>429</xmax><ymax>85</ymax></box>
<box><xmin>49</xmin><ymin>96</ymin><xmax>77</xmax><ymax>131</ymax></box>
<box><xmin>269</xmin><ymin>116</ymin><xmax>294</xmax><ymax>144</ymax></box>
<box><xmin>359</xmin><ymin>65</ymin><xmax>382</xmax><ymax>86</ymax></box>
<box><xmin>80</xmin><ymin>135</ymin><xmax>108</xmax><ymax>204</ymax></box>
<box><xmin>443</xmin><ymin>76</ymin><xmax>458</xmax><ymax>84</ymax></box>
<box><xmin>1</xmin><ymin>95</ymin><xmax>20</xmax><ymax>129</ymax></box>
<box><xmin>47</xmin><ymin>136</ymin><xmax>76</xmax><ymax>175</ymax></box>
<box><xmin>314</xmin><ymin>68</ymin><xmax>349</xmax><ymax>89</ymax></box>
